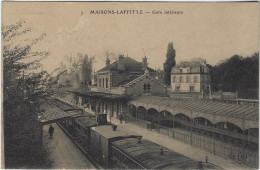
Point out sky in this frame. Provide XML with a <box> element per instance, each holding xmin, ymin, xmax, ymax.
<box><xmin>2</xmin><ymin>2</ymin><xmax>259</xmax><ymax>73</ymax></box>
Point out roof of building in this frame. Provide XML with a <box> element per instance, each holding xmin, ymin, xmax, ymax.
<box><xmin>98</xmin><ymin>56</ymin><xmax>155</xmax><ymax>72</ymax></box>
<box><xmin>112</xmin><ymin>138</ymin><xmax>220</xmax><ymax>169</ymax></box>
<box><xmin>174</xmin><ymin>61</ymin><xmax>208</xmax><ymax>68</ymax></box>
<box><xmin>113</xmin><ymin>74</ymin><xmax>144</xmax><ymax>87</ymax></box>
<box><xmin>123</xmin><ymin>72</ymin><xmax>168</xmax><ymax>88</ymax></box>
<box><xmin>46</xmin><ymin>97</ymin><xmax>81</xmax><ymax>110</ymax></box>
<box><xmin>91</xmin><ymin>125</ymin><xmax>141</xmax><ymax>139</ymax></box>
<box><xmin>131</xmin><ymin>96</ymin><xmax>258</xmax><ymax>121</ymax></box>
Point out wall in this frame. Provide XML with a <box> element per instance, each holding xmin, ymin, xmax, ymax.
<box><xmin>110</xmin><ymin>87</ymin><xmax>125</xmax><ymax>94</ymax></box>
<box><xmin>125</xmin><ymin>77</ymin><xmax>167</xmax><ymax>96</ymax></box>
<box><xmin>171</xmin><ymin>74</ymin><xmax>210</xmax><ymax>93</ymax></box>
<box><xmin>171</xmin><ymin>74</ymin><xmax>201</xmax><ymax>92</ymax></box>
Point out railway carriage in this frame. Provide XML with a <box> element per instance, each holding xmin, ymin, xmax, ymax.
<box><xmin>73</xmin><ymin>116</ymin><xmax>97</xmax><ymax>148</ymax></box>
<box><xmin>111</xmin><ymin>138</ymin><xmax>220</xmax><ymax>169</ymax></box>
<box><xmin>89</xmin><ymin>125</ymin><xmax>142</xmax><ymax>168</ymax></box>
<box><xmin>50</xmin><ymin>98</ymin><xmax>220</xmax><ymax>169</ymax></box>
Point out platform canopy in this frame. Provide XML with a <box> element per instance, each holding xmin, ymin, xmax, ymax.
<box><xmin>130</xmin><ymin>96</ymin><xmax>259</xmax><ymax>130</ymax></box>
<box><xmin>38</xmin><ymin>100</ymin><xmax>79</xmax><ymax>125</ymax></box>
<box><xmin>69</xmin><ymin>90</ymin><xmax>131</xmax><ymax>100</ymax></box>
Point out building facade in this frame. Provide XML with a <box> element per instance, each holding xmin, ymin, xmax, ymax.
<box><xmin>171</xmin><ymin>61</ymin><xmax>210</xmax><ymax>94</ymax></box>
<box><xmin>72</xmin><ymin>55</ymin><xmax>167</xmax><ymax>121</ymax></box>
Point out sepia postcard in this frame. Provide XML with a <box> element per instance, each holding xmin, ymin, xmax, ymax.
<box><xmin>2</xmin><ymin>1</ymin><xmax>259</xmax><ymax>169</ymax></box>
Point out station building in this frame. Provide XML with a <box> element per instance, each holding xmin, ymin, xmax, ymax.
<box><xmin>71</xmin><ymin>55</ymin><xmax>167</xmax><ymax>121</ymax></box>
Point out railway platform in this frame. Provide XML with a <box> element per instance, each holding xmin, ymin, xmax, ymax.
<box><xmin>110</xmin><ymin>117</ymin><xmax>249</xmax><ymax>170</ymax></box>
<box><xmin>42</xmin><ymin>123</ymin><xmax>95</xmax><ymax>169</ymax></box>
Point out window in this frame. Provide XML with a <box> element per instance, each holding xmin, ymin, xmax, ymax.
<box><xmin>186</xmin><ymin>76</ymin><xmax>190</xmax><ymax>83</ymax></box>
<box><xmin>194</xmin><ymin>76</ymin><xmax>198</xmax><ymax>83</ymax></box>
<box><xmin>147</xmin><ymin>84</ymin><xmax>151</xmax><ymax>91</ymax></box>
<box><xmin>143</xmin><ymin>83</ymin><xmax>151</xmax><ymax>93</ymax></box>
<box><xmin>143</xmin><ymin>83</ymin><xmax>147</xmax><ymax>90</ymax></box>
<box><xmin>175</xmin><ymin>85</ymin><xmax>181</xmax><ymax>92</ymax></box>
<box><xmin>172</xmin><ymin>76</ymin><xmax>176</xmax><ymax>83</ymax></box>
<box><xmin>180</xmin><ymin>69</ymin><xmax>183</xmax><ymax>73</ymax></box>
<box><xmin>106</xmin><ymin>78</ymin><xmax>108</xmax><ymax>88</ymax></box>
<box><xmin>187</xmin><ymin>68</ymin><xmax>190</xmax><ymax>73</ymax></box>
<box><xmin>190</xmin><ymin>86</ymin><xmax>195</xmax><ymax>92</ymax></box>
<box><xmin>98</xmin><ymin>78</ymin><xmax>101</xmax><ymax>87</ymax></box>
<box><xmin>103</xmin><ymin>78</ymin><xmax>105</xmax><ymax>88</ymax></box>
<box><xmin>179</xmin><ymin>76</ymin><xmax>183</xmax><ymax>83</ymax></box>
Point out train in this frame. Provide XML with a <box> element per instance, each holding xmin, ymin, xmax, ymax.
<box><xmin>52</xmin><ymin>98</ymin><xmax>219</xmax><ymax>169</ymax></box>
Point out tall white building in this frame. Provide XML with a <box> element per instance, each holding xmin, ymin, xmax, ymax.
<box><xmin>171</xmin><ymin>60</ymin><xmax>211</xmax><ymax>96</ymax></box>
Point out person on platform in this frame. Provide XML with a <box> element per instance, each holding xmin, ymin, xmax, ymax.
<box><xmin>197</xmin><ymin>161</ymin><xmax>204</xmax><ymax>170</ymax></box>
<box><xmin>119</xmin><ymin>114</ymin><xmax>123</xmax><ymax>124</ymax></box>
<box><xmin>48</xmin><ymin>125</ymin><xmax>55</xmax><ymax>139</ymax></box>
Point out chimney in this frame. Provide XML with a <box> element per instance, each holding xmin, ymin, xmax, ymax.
<box><xmin>142</xmin><ymin>56</ymin><xmax>148</xmax><ymax>70</ymax></box>
<box><xmin>106</xmin><ymin>57</ymin><xmax>110</xmax><ymax>67</ymax></box>
<box><xmin>118</xmin><ymin>54</ymin><xmax>125</xmax><ymax>71</ymax></box>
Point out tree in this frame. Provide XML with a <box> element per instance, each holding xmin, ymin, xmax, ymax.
<box><xmin>210</xmin><ymin>53</ymin><xmax>259</xmax><ymax>99</ymax></box>
<box><xmin>80</xmin><ymin>54</ymin><xmax>95</xmax><ymax>91</ymax></box>
<box><xmin>3</xmin><ymin>19</ymin><xmax>52</xmax><ymax>168</ymax></box>
<box><xmin>57</xmin><ymin>53</ymin><xmax>94</xmax><ymax>90</ymax></box>
<box><xmin>65</xmin><ymin>53</ymin><xmax>84</xmax><ymax>73</ymax></box>
<box><xmin>105</xmin><ymin>49</ymin><xmax>116</xmax><ymax>62</ymax></box>
<box><xmin>163</xmin><ymin>42</ymin><xmax>176</xmax><ymax>85</ymax></box>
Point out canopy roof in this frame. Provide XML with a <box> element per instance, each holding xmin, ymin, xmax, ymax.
<box><xmin>38</xmin><ymin>101</ymin><xmax>71</xmax><ymax>124</ymax></box>
<box><xmin>38</xmin><ymin>98</ymin><xmax>83</xmax><ymax>125</ymax></box>
<box><xmin>132</xmin><ymin>96</ymin><xmax>258</xmax><ymax>121</ymax></box>
<box><xmin>70</xmin><ymin>91</ymin><xmax>130</xmax><ymax>100</ymax></box>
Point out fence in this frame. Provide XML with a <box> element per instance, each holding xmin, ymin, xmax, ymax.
<box><xmin>129</xmin><ymin>119</ymin><xmax>258</xmax><ymax>168</ymax></box>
